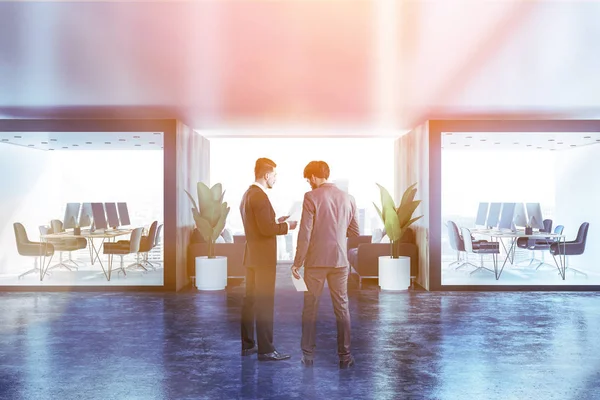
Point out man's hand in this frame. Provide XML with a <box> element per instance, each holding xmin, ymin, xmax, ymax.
<box><xmin>288</xmin><ymin>221</ymin><xmax>298</xmax><ymax>230</ymax></box>
<box><xmin>277</xmin><ymin>215</ymin><xmax>290</xmax><ymax>223</ymax></box>
<box><xmin>291</xmin><ymin>265</ymin><xmax>301</xmax><ymax>280</ymax></box>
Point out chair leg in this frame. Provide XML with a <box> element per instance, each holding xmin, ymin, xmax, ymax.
<box><xmin>65</xmin><ymin>251</ymin><xmax>80</xmax><ymax>269</ymax></box>
<box><xmin>19</xmin><ymin>257</ymin><xmax>39</xmax><ymax>279</ymax></box>
<box><xmin>469</xmin><ymin>254</ymin><xmax>494</xmax><ymax>276</ymax></box>
<box><xmin>48</xmin><ymin>252</ymin><xmax>74</xmax><ymax>271</ymax></box>
<box><xmin>126</xmin><ymin>253</ymin><xmax>147</xmax><ymax>272</ymax></box>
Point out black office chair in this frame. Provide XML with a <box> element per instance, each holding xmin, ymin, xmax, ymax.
<box><xmin>461</xmin><ymin>227</ymin><xmax>500</xmax><ymax>278</ymax></box>
<box><xmin>550</xmin><ymin>222</ymin><xmax>589</xmax><ymax>279</ymax></box>
<box><xmin>14</xmin><ymin>223</ymin><xmax>55</xmax><ymax>280</ymax></box>
<box><xmin>541</xmin><ymin>219</ymin><xmax>553</xmax><ymax>233</ymax></box>
<box><xmin>517</xmin><ymin>225</ymin><xmax>564</xmax><ymax>269</ymax></box>
<box><xmin>446</xmin><ymin>221</ymin><xmax>477</xmax><ymax>270</ymax></box>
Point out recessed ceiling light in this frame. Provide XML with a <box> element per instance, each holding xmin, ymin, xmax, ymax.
<box><xmin>450</xmin><ymin>142</ymin><xmax>456</xmax><ymax>145</ymax></box>
<box><xmin>49</xmin><ymin>149</ymin><xmax>54</xmax><ymax>151</ymax></box>
<box><xmin>50</xmin><ymin>139</ymin><xmax>57</xmax><ymax>142</ymax></box>
<box><xmin>550</xmin><ymin>149</ymin><xmax>556</xmax><ymax>151</ymax></box>
<box><xmin>480</xmin><ymin>139</ymin><xmax>486</xmax><ymax>142</ymax></box>
<box><xmin>526</xmin><ymin>144</ymin><xmax>532</xmax><ymax>147</ymax></box>
<box><xmin>135</xmin><ymin>144</ymin><xmax>141</xmax><ymax>147</ymax></box>
<box><xmin>154</xmin><ymin>132</ymin><xmax>161</xmax><ymax>135</ymax></box>
<box><xmin>149</xmin><ymin>142</ymin><xmax>155</xmax><ymax>144</ymax></box>
<box><xmin>466</xmin><ymin>136</ymin><xmax>472</xmax><ymax>139</ymax></box>
<box><xmin>62</xmin><ymin>147</ymin><xmax>68</xmax><ymax>149</ymax></box>
<box><xmin>86</xmin><ymin>142</ymin><xmax>92</xmax><ymax>144</ymax></box>
<box><xmin>557</xmin><ymin>142</ymin><xmax>563</xmax><ymax>145</ymax></box>
<box><xmin>105</xmin><ymin>142</ymin><xmax>111</xmax><ymax>144</ymax></box>
<box><xmin>119</xmin><ymin>139</ymin><xmax>126</xmax><ymax>142</ymax></box>
<box><xmin>27</xmin><ymin>144</ymin><xmax>34</xmax><ymax>147</ymax></box>
<box><xmin>1</xmin><ymin>139</ymin><xmax>8</xmax><ymax>142</ymax></box>
<box><xmin>14</xmin><ymin>135</ymin><xmax>21</xmax><ymax>138</ymax></box>
<box><xmin>72</xmin><ymin>144</ymin><xmax>79</xmax><ymax>147</ymax></box>
<box><xmin>570</xmin><ymin>145</ymin><xmax>576</xmax><ymax>147</ymax></box>
<box><xmin>464</xmin><ymin>144</ymin><xmax>470</xmax><ymax>147</ymax></box>
<box><xmin>494</xmin><ymin>142</ymin><xmax>500</xmax><ymax>145</ymax></box>
<box><xmin>537</xmin><ymin>147</ymin><xmax>542</xmax><ymax>149</ymax></box>
<box><xmin>584</xmin><ymin>136</ymin><xmax>591</xmax><ymax>139</ymax></box>
<box><xmin>513</xmin><ymin>142</ymin><xmax>519</xmax><ymax>145</ymax></box>
<box><xmin>133</xmin><ymin>136</ymin><xmax>140</xmax><ymax>139</ymax></box>
<box><xmin>596</xmin><ymin>139</ymin><xmax>600</xmax><ymax>142</ymax></box>
<box><xmin>548</xmin><ymin>139</ymin><xmax>555</xmax><ymax>142</ymax></box>
<box><xmin>41</xmin><ymin>141</ymin><xmax>48</xmax><ymax>144</ymax></box>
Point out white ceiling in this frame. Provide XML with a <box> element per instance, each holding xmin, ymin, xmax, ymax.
<box><xmin>442</xmin><ymin>132</ymin><xmax>600</xmax><ymax>151</ymax></box>
<box><xmin>0</xmin><ymin>132</ymin><xmax>163</xmax><ymax>151</ymax></box>
<box><xmin>2</xmin><ymin>2</ymin><xmax>600</xmax><ymax>133</ymax></box>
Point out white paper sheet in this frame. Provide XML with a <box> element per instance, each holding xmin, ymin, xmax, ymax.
<box><xmin>287</xmin><ymin>201</ymin><xmax>303</xmax><ymax>221</ymax></box>
<box><xmin>291</xmin><ymin>272</ymin><xmax>308</xmax><ymax>292</ymax></box>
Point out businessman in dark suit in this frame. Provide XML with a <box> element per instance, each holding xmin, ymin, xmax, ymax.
<box><xmin>291</xmin><ymin>161</ymin><xmax>360</xmax><ymax>368</ymax></box>
<box><xmin>240</xmin><ymin>157</ymin><xmax>298</xmax><ymax>361</ymax></box>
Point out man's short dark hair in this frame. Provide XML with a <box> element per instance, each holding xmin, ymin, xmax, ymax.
<box><xmin>255</xmin><ymin>157</ymin><xmax>277</xmax><ymax>179</ymax></box>
<box><xmin>303</xmin><ymin>161</ymin><xmax>330</xmax><ymax>180</ymax></box>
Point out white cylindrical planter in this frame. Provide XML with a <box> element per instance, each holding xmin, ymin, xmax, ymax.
<box><xmin>195</xmin><ymin>256</ymin><xmax>227</xmax><ymax>291</ymax></box>
<box><xmin>378</xmin><ymin>255</ymin><xmax>411</xmax><ymax>291</ymax></box>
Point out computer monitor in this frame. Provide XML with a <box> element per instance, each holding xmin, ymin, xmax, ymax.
<box><xmin>526</xmin><ymin>203</ymin><xmax>545</xmax><ymax>230</ymax></box>
<box><xmin>91</xmin><ymin>203</ymin><xmax>108</xmax><ymax>230</ymax></box>
<box><xmin>499</xmin><ymin>203</ymin><xmax>516</xmax><ymax>231</ymax></box>
<box><xmin>63</xmin><ymin>203</ymin><xmax>81</xmax><ymax>229</ymax></box>
<box><xmin>79</xmin><ymin>203</ymin><xmax>93</xmax><ymax>228</ymax></box>
<box><xmin>105</xmin><ymin>203</ymin><xmax>120</xmax><ymax>229</ymax></box>
<box><xmin>117</xmin><ymin>202</ymin><xmax>131</xmax><ymax>226</ymax></box>
<box><xmin>475</xmin><ymin>202</ymin><xmax>489</xmax><ymax>227</ymax></box>
<box><xmin>513</xmin><ymin>202</ymin><xmax>528</xmax><ymax>228</ymax></box>
<box><xmin>486</xmin><ymin>202</ymin><xmax>502</xmax><ymax>228</ymax></box>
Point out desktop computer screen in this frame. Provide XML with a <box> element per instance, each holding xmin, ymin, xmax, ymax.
<box><xmin>91</xmin><ymin>203</ymin><xmax>108</xmax><ymax>230</ymax></box>
<box><xmin>486</xmin><ymin>203</ymin><xmax>502</xmax><ymax>228</ymax></box>
<box><xmin>475</xmin><ymin>202</ymin><xmax>489</xmax><ymax>227</ymax></box>
<box><xmin>526</xmin><ymin>203</ymin><xmax>545</xmax><ymax>230</ymax></box>
<box><xmin>499</xmin><ymin>203</ymin><xmax>516</xmax><ymax>230</ymax></box>
<box><xmin>117</xmin><ymin>202</ymin><xmax>131</xmax><ymax>226</ymax></box>
<box><xmin>63</xmin><ymin>203</ymin><xmax>81</xmax><ymax>229</ymax></box>
<box><xmin>105</xmin><ymin>203</ymin><xmax>120</xmax><ymax>229</ymax></box>
<box><xmin>513</xmin><ymin>202</ymin><xmax>528</xmax><ymax>228</ymax></box>
<box><xmin>79</xmin><ymin>203</ymin><xmax>93</xmax><ymax>228</ymax></box>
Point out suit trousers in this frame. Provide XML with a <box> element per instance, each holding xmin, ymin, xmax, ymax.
<box><xmin>240</xmin><ymin>265</ymin><xmax>277</xmax><ymax>354</ymax></box>
<box><xmin>301</xmin><ymin>266</ymin><xmax>351</xmax><ymax>361</ymax></box>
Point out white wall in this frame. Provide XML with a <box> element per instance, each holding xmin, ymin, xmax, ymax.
<box><xmin>555</xmin><ymin>145</ymin><xmax>600</xmax><ymax>269</ymax></box>
<box><xmin>0</xmin><ymin>144</ymin><xmax>60</xmax><ymax>273</ymax></box>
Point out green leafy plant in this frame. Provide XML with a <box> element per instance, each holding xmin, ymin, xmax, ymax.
<box><xmin>185</xmin><ymin>182</ymin><xmax>230</xmax><ymax>259</ymax></box>
<box><xmin>373</xmin><ymin>183</ymin><xmax>423</xmax><ymax>259</ymax></box>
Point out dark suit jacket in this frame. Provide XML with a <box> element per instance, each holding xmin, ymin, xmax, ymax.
<box><xmin>293</xmin><ymin>183</ymin><xmax>360</xmax><ymax>268</ymax></box>
<box><xmin>240</xmin><ymin>184</ymin><xmax>289</xmax><ymax>268</ymax></box>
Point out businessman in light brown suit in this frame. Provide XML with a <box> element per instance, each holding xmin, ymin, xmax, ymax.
<box><xmin>291</xmin><ymin>161</ymin><xmax>360</xmax><ymax>369</ymax></box>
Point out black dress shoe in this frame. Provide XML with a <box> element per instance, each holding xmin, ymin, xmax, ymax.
<box><xmin>241</xmin><ymin>345</ymin><xmax>258</xmax><ymax>356</ymax></box>
<box><xmin>301</xmin><ymin>357</ymin><xmax>313</xmax><ymax>367</ymax></box>
<box><xmin>339</xmin><ymin>356</ymin><xmax>355</xmax><ymax>369</ymax></box>
<box><xmin>257</xmin><ymin>350</ymin><xmax>291</xmax><ymax>361</ymax></box>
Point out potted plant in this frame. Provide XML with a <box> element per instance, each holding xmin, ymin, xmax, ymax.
<box><xmin>373</xmin><ymin>182</ymin><xmax>423</xmax><ymax>290</ymax></box>
<box><xmin>185</xmin><ymin>182</ymin><xmax>230</xmax><ymax>291</ymax></box>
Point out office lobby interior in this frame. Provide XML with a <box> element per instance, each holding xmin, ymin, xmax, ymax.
<box><xmin>2</xmin><ymin>1</ymin><xmax>600</xmax><ymax>399</ymax></box>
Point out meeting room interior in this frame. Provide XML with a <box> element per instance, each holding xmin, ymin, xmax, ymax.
<box><xmin>441</xmin><ymin>131</ymin><xmax>597</xmax><ymax>286</ymax></box>
<box><xmin>0</xmin><ymin>131</ymin><xmax>164</xmax><ymax>286</ymax></box>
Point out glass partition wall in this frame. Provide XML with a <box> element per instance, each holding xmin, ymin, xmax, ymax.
<box><xmin>441</xmin><ymin>131</ymin><xmax>599</xmax><ymax>286</ymax></box>
<box><xmin>0</xmin><ymin>132</ymin><xmax>164</xmax><ymax>286</ymax></box>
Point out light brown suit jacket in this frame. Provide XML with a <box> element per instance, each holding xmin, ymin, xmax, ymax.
<box><xmin>293</xmin><ymin>183</ymin><xmax>360</xmax><ymax>268</ymax></box>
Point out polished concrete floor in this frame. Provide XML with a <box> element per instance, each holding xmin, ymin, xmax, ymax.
<box><xmin>1</xmin><ymin>267</ymin><xmax>600</xmax><ymax>399</ymax></box>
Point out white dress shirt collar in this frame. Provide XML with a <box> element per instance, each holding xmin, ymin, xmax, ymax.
<box><xmin>252</xmin><ymin>182</ymin><xmax>268</xmax><ymax>195</ymax></box>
